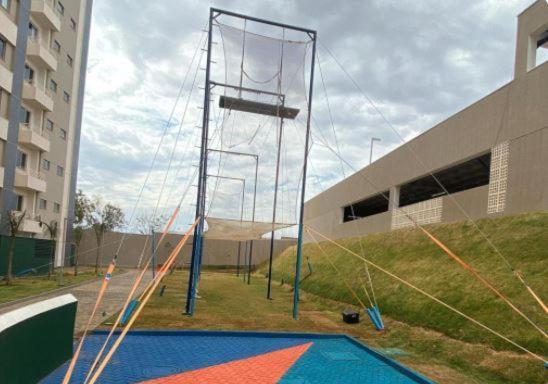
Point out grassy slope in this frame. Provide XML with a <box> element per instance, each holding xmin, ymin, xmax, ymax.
<box><xmin>263</xmin><ymin>212</ymin><xmax>548</xmax><ymax>356</ymax></box>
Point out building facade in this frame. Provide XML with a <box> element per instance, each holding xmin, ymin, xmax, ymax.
<box><xmin>0</xmin><ymin>0</ymin><xmax>92</xmax><ymax>264</ymax></box>
<box><xmin>304</xmin><ymin>0</ymin><xmax>548</xmax><ymax>240</ymax></box>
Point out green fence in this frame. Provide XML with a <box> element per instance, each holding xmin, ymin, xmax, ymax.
<box><xmin>0</xmin><ymin>235</ymin><xmax>54</xmax><ymax>277</ymax></box>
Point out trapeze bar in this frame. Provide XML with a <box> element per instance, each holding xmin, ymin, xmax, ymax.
<box><xmin>219</xmin><ymin>95</ymin><xmax>300</xmax><ymax>119</ymax></box>
<box><xmin>210</xmin><ymin>81</ymin><xmax>283</xmax><ymax>98</ymax></box>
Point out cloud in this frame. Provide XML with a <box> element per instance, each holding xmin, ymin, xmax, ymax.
<box><xmin>78</xmin><ymin>0</ymin><xmax>531</xmax><ymax>234</ymax></box>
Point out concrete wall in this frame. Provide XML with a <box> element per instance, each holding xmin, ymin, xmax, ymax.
<box><xmin>304</xmin><ymin>2</ymin><xmax>548</xmax><ymax>240</ymax></box>
<box><xmin>77</xmin><ymin>229</ymin><xmax>297</xmax><ymax>269</ymax></box>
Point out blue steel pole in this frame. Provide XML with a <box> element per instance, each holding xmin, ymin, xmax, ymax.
<box><xmin>185</xmin><ymin>8</ymin><xmax>213</xmax><ymax>315</ymax></box>
<box><xmin>292</xmin><ymin>32</ymin><xmax>317</xmax><ymax>319</ymax></box>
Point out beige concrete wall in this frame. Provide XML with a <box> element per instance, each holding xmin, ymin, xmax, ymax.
<box><xmin>514</xmin><ymin>0</ymin><xmax>548</xmax><ymax>78</ymax></box>
<box><xmin>305</xmin><ymin>52</ymin><xmax>548</xmax><ymax>240</ymax></box>
<box><xmin>76</xmin><ymin>229</ymin><xmax>297</xmax><ymax>269</ymax></box>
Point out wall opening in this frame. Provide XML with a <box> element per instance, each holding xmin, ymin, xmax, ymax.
<box><xmin>399</xmin><ymin>153</ymin><xmax>491</xmax><ymax>207</ymax></box>
<box><xmin>536</xmin><ymin>29</ymin><xmax>548</xmax><ymax>67</ymax></box>
<box><xmin>342</xmin><ymin>191</ymin><xmax>389</xmax><ymax>223</ymax></box>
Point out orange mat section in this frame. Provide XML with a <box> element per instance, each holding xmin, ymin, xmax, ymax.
<box><xmin>140</xmin><ymin>342</ymin><xmax>312</xmax><ymax>384</ymax></box>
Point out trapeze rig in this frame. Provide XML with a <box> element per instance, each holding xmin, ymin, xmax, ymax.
<box><xmin>185</xmin><ymin>8</ymin><xmax>317</xmax><ymax>318</ymax></box>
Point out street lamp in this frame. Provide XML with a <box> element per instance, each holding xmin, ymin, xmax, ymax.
<box><xmin>369</xmin><ymin>137</ymin><xmax>381</xmax><ymax>165</ymax></box>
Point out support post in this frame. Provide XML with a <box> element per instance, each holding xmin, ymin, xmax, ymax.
<box><xmin>293</xmin><ymin>32</ymin><xmax>317</xmax><ymax>319</ymax></box>
<box><xmin>151</xmin><ymin>229</ymin><xmax>156</xmax><ymax>278</ymax></box>
<box><xmin>185</xmin><ymin>8</ymin><xmax>213</xmax><ymax>315</ymax></box>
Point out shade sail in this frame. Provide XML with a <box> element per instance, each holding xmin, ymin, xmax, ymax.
<box><xmin>204</xmin><ymin>217</ymin><xmax>295</xmax><ymax>241</ymax></box>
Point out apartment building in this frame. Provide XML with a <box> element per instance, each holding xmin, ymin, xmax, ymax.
<box><xmin>0</xmin><ymin>0</ymin><xmax>92</xmax><ymax>265</ymax></box>
<box><xmin>304</xmin><ymin>0</ymin><xmax>548</xmax><ymax>240</ymax></box>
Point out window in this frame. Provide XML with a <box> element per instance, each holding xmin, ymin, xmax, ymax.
<box><xmin>24</xmin><ymin>65</ymin><xmax>34</xmax><ymax>83</ymax></box>
<box><xmin>1</xmin><ymin>0</ymin><xmax>10</xmax><ymax>11</ymax></box>
<box><xmin>0</xmin><ymin>37</ymin><xmax>6</xmax><ymax>61</ymax></box>
<box><xmin>52</xmin><ymin>40</ymin><xmax>61</xmax><ymax>53</ymax></box>
<box><xmin>63</xmin><ymin>91</ymin><xmax>70</xmax><ymax>102</ymax></box>
<box><xmin>46</xmin><ymin>119</ymin><xmax>54</xmax><ymax>131</ymax></box>
<box><xmin>56</xmin><ymin>1</ymin><xmax>64</xmax><ymax>15</ymax></box>
<box><xmin>398</xmin><ymin>153</ymin><xmax>492</xmax><ymax>207</ymax></box>
<box><xmin>56</xmin><ymin>165</ymin><xmax>64</xmax><ymax>176</ymax></box>
<box><xmin>70</xmin><ymin>18</ymin><xmax>77</xmax><ymax>31</ymax></box>
<box><xmin>66</xmin><ymin>54</ymin><xmax>73</xmax><ymax>67</ymax></box>
<box><xmin>49</xmin><ymin>79</ymin><xmax>57</xmax><ymax>93</ymax></box>
<box><xmin>16</xmin><ymin>150</ymin><xmax>27</xmax><ymax>169</ymax></box>
<box><xmin>28</xmin><ymin>23</ymin><xmax>38</xmax><ymax>40</ymax></box>
<box><xmin>53</xmin><ymin>202</ymin><xmax>60</xmax><ymax>213</ymax></box>
<box><xmin>59</xmin><ymin>128</ymin><xmax>66</xmax><ymax>140</ymax></box>
<box><xmin>20</xmin><ymin>106</ymin><xmax>30</xmax><ymax>124</ymax></box>
<box><xmin>16</xmin><ymin>195</ymin><xmax>23</xmax><ymax>211</ymax></box>
<box><xmin>39</xmin><ymin>198</ymin><xmax>47</xmax><ymax>210</ymax></box>
<box><xmin>42</xmin><ymin>158</ymin><xmax>50</xmax><ymax>170</ymax></box>
<box><xmin>342</xmin><ymin>191</ymin><xmax>390</xmax><ymax>222</ymax></box>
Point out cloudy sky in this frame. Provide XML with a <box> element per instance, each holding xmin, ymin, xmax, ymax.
<box><xmin>77</xmin><ymin>0</ymin><xmax>538</xmax><ymax>233</ymax></box>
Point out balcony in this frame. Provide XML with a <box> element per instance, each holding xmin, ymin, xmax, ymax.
<box><xmin>22</xmin><ymin>81</ymin><xmax>54</xmax><ymax>111</ymax></box>
<box><xmin>0</xmin><ymin>63</ymin><xmax>13</xmax><ymax>93</ymax></box>
<box><xmin>0</xmin><ymin>116</ymin><xmax>8</xmax><ymax>140</ymax></box>
<box><xmin>0</xmin><ymin>7</ymin><xmax>17</xmax><ymax>45</ymax></box>
<box><xmin>30</xmin><ymin>0</ymin><xmax>61</xmax><ymax>32</ymax></box>
<box><xmin>26</xmin><ymin>38</ymin><xmax>58</xmax><ymax>72</ymax></box>
<box><xmin>13</xmin><ymin>212</ymin><xmax>43</xmax><ymax>234</ymax></box>
<box><xmin>19</xmin><ymin>124</ymin><xmax>51</xmax><ymax>152</ymax></box>
<box><xmin>14</xmin><ymin>168</ymin><xmax>47</xmax><ymax>193</ymax></box>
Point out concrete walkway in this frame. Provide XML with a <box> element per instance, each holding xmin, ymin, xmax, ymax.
<box><xmin>0</xmin><ymin>270</ymin><xmax>152</xmax><ymax>334</ymax></box>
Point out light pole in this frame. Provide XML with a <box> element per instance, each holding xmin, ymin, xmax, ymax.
<box><xmin>369</xmin><ymin>137</ymin><xmax>381</xmax><ymax>165</ymax></box>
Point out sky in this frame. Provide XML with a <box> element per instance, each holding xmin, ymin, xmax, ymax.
<box><xmin>76</xmin><ymin>0</ymin><xmax>537</xmax><ymax>233</ymax></box>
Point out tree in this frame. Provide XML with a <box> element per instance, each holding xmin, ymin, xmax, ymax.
<box><xmin>41</xmin><ymin>220</ymin><xmax>58</xmax><ymax>279</ymax></box>
<box><xmin>86</xmin><ymin>197</ymin><xmax>125</xmax><ymax>275</ymax></box>
<box><xmin>5</xmin><ymin>211</ymin><xmax>25</xmax><ymax>285</ymax></box>
<box><xmin>73</xmin><ymin>190</ymin><xmax>91</xmax><ymax>276</ymax></box>
<box><xmin>135</xmin><ymin>210</ymin><xmax>168</xmax><ymax>235</ymax></box>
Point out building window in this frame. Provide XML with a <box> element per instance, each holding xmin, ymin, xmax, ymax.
<box><xmin>342</xmin><ymin>191</ymin><xmax>390</xmax><ymax>223</ymax></box>
<box><xmin>70</xmin><ymin>18</ymin><xmax>77</xmax><ymax>31</ymax></box>
<box><xmin>24</xmin><ymin>65</ymin><xmax>34</xmax><ymax>83</ymax></box>
<box><xmin>56</xmin><ymin>165</ymin><xmax>64</xmax><ymax>176</ymax></box>
<box><xmin>1</xmin><ymin>0</ymin><xmax>10</xmax><ymax>11</ymax></box>
<box><xmin>46</xmin><ymin>119</ymin><xmax>54</xmax><ymax>131</ymax></box>
<box><xmin>56</xmin><ymin>1</ymin><xmax>64</xmax><ymax>15</ymax></box>
<box><xmin>28</xmin><ymin>23</ymin><xmax>38</xmax><ymax>40</ymax></box>
<box><xmin>59</xmin><ymin>128</ymin><xmax>66</xmax><ymax>140</ymax></box>
<box><xmin>63</xmin><ymin>91</ymin><xmax>70</xmax><ymax>103</ymax></box>
<box><xmin>398</xmin><ymin>153</ymin><xmax>491</xmax><ymax>207</ymax></box>
<box><xmin>16</xmin><ymin>195</ymin><xmax>23</xmax><ymax>211</ymax></box>
<box><xmin>66</xmin><ymin>54</ymin><xmax>73</xmax><ymax>67</ymax></box>
<box><xmin>39</xmin><ymin>198</ymin><xmax>47</xmax><ymax>210</ymax></box>
<box><xmin>53</xmin><ymin>202</ymin><xmax>60</xmax><ymax>213</ymax></box>
<box><xmin>42</xmin><ymin>158</ymin><xmax>50</xmax><ymax>170</ymax></box>
<box><xmin>52</xmin><ymin>40</ymin><xmax>61</xmax><ymax>53</ymax></box>
<box><xmin>16</xmin><ymin>150</ymin><xmax>27</xmax><ymax>169</ymax></box>
<box><xmin>0</xmin><ymin>37</ymin><xmax>6</xmax><ymax>61</ymax></box>
<box><xmin>49</xmin><ymin>79</ymin><xmax>57</xmax><ymax>93</ymax></box>
<box><xmin>20</xmin><ymin>106</ymin><xmax>30</xmax><ymax>124</ymax></box>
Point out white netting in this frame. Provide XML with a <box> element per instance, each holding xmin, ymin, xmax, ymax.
<box><xmin>202</xmin><ymin>16</ymin><xmax>314</xmax><ymax>240</ymax></box>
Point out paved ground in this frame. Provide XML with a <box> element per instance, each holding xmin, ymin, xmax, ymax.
<box><xmin>0</xmin><ymin>269</ymin><xmax>152</xmax><ymax>334</ymax></box>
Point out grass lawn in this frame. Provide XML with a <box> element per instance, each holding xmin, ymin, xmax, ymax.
<box><xmin>125</xmin><ymin>271</ymin><xmax>544</xmax><ymax>384</ymax></box>
<box><xmin>0</xmin><ymin>269</ymin><xmax>101</xmax><ymax>305</ymax></box>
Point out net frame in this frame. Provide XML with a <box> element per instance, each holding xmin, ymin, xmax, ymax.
<box><xmin>186</xmin><ymin>8</ymin><xmax>317</xmax><ymax>318</ymax></box>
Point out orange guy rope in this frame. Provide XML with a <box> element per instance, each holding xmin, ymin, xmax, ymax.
<box><xmin>88</xmin><ymin>219</ymin><xmax>198</xmax><ymax>384</ymax></box>
<box><xmin>306</xmin><ymin>225</ymin><xmax>546</xmax><ymax>363</ymax></box>
<box><xmin>418</xmin><ymin>226</ymin><xmax>547</xmax><ymax>338</ymax></box>
<box><xmin>83</xmin><ymin>205</ymin><xmax>182</xmax><ymax>383</ymax></box>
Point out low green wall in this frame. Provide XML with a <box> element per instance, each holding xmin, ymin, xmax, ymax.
<box><xmin>0</xmin><ymin>294</ymin><xmax>77</xmax><ymax>383</ymax></box>
<box><xmin>0</xmin><ymin>236</ymin><xmax>54</xmax><ymax>277</ymax></box>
